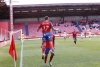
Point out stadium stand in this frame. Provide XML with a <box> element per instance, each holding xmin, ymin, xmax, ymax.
<box><xmin>14</xmin><ymin>23</ymin><xmax>25</xmax><ymax>34</ymax></box>
<box><xmin>13</xmin><ymin>19</ymin><xmax>100</xmax><ymax>37</ymax></box>
<box><xmin>28</xmin><ymin>22</ymin><xmax>42</xmax><ymax>36</ymax></box>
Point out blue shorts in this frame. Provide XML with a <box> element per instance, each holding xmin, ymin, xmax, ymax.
<box><xmin>42</xmin><ymin>32</ymin><xmax>52</xmax><ymax>42</ymax></box>
<box><xmin>73</xmin><ymin>38</ymin><xmax>77</xmax><ymax>41</ymax></box>
<box><xmin>45</xmin><ymin>48</ymin><xmax>54</xmax><ymax>54</ymax></box>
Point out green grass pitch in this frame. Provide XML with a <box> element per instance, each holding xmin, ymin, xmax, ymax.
<box><xmin>0</xmin><ymin>37</ymin><xmax>100</xmax><ymax>67</ymax></box>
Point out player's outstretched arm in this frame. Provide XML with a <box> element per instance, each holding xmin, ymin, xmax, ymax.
<box><xmin>37</xmin><ymin>28</ymin><xmax>40</xmax><ymax>32</ymax></box>
<box><xmin>52</xmin><ymin>27</ymin><xmax>59</xmax><ymax>31</ymax></box>
<box><xmin>37</xmin><ymin>23</ymin><xmax>42</xmax><ymax>32</ymax></box>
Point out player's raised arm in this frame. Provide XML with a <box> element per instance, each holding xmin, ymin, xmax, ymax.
<box><xmin>50</xmin><ymin>22</ymin><xmax>59</xmax><ymax>31</ymax></box>
<box><xmin>37</xmin><ymin>28</ymin><xmax>40</xmax><ymax>32</ymax></box>
<box><xmin>52</xmin><ymin>27</ymin><xmax>59</xmax><ymax>31</ymax></box>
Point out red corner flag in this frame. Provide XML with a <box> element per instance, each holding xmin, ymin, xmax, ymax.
<box><xmin>9</xmin><ymin>35</ymin><xmax>18</xmax><ymax>61</ymax></box>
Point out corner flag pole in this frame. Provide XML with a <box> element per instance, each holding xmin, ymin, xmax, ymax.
<box><xmin>9</xmin><ymin>0</ymin><xmax>13</xmax><ymax>32</ymax></box>
<box><xmin>9</xmin><ymin>0</ymin><xmax>16</xmax><ymax>67</ymax></box>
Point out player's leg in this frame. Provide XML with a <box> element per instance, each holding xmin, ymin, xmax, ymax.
<box><xmin>85</xmin><ymin>34</ymin><xmax>86</xmax><ymax>38</ymax></box>
<box><xmin>81</xmin><ymin>35</ymin><xmax>83</xmax><ymax>40</ymax></box>
<box><xmin>73</xmin><ymin>38</ymin><xmax>75</xmax><ymax>44</ymax></box>
<box><xmin>49</xmin><ymin>48</ymin><xmax>54</xmax><ymax>66</ymax></box>
<box><xmin>64</xmin><ymin>36</ymin><xmax>66</xmax><ymax>40</ymax></box>
<box><xmin>49</xmin><ymin>41</ymin><xmax>53</xmax><ymax>51</ymax></box>
<box><xmin>89</xmin><ymin>35</ymin><xmax>91</xmax><ymax>40</ymax></box>
<box><xmin>73</xmin><ymin>38</ymin><xmax>77</xmax><ymax>45</ymax></box>
<box><xmin>42</xmin><ymin>34</ymin><xmax>46</xmax><ymax>60</ymax></box>
<box><xmin>84</xmin><ymin>33</ymin><xmax>87</xmax><ymax>38</ymax></box>
<box><xmin>89</xmin><ymin>35</ymin><xmax>92</xmax><ymax>40</ymax></box>
<box><xmin>90</xmin><ymin>35</ymin><xmax>92</xmax><ymax>38</ymax></box>
<box><xmin>41</xmin><ymin>42</ymin><xmax>45</xmax><ymax>59</ymax></box>
<box><xmin>75</xmin><ymin>38</ymin><xmax>77</xmax><ymax>44</ymax></box>
<box><xmin>44</xmin><ymin>48</ymin><xmax>50</xmax><ymax>66</ymax></box>
<box><xmin>90</xmin><ymin>34</ymin><xmax>92</xmax><ymax>38</ymax></box>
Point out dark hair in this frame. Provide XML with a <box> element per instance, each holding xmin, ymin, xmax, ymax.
<box><xmin>45</xmin><ymin>16</ymin><xmax>49</xmax><ymax>20</ymax></box>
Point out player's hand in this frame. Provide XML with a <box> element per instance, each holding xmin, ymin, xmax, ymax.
<box><xmin>56</xmin><ymin>28</ymin><xmax>59</xmax><ymax>31</ymax></box>
<box><xmin>37</xmin><ymin>28</ymin><xmax>39</xmax><ymax>32</ymax></box>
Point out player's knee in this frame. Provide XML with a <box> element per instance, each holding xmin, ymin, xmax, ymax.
<box><xmin>45</xmin><ymin>54</ymin><xmax>48</xmax><ymax>59</ymax></box>
<box><xmin>45</xmin><ymin>56</ymin><xmax>47</xmax><ymax>59</ymax></box>
<box><xmin>51</xmin><ymin>53</ymin><xmax>54</xmax><ymax>56</ymax></box>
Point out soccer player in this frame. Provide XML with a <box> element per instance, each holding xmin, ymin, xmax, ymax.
<box><xmin>80</xmin><ymin>32</ymin><xmax>84</xmax><ymax>40</ymax></box>
<box><xmin>63</xmin><ymin>31</ymin><xmax>67</xmax><ymax>40</ymax></box>
<box><xmin>41</xmin><ymin>34</ymin><xmax>55</xmax><ymax>66</ymax></box>
<box><xmin>42</xmin><ymin>34</ymin><xmax>55</xmax><ymax>66</ymax></box>
<box><xmin>88</xmin><ymin>30</ymin><xmax>92</xmax><ymax>40</ymax></box>
<box><xmin>84</xmin><ymin>31</ymin><xmax>87</xmax><ymax>38</ymax></box>
<box><xmin>37</xmin><ymin>16</ymin><xmax>58</xmax><ymax>65</ymax></box>
<box><xmin>21</xmin><ymin>33</ymin><xmax>25</xmax><ymax>44</ymax></box>
<box><xmin>72</xmin><ymin>29</ymin><xmax>77</xmax><ymax>46</ymax></box>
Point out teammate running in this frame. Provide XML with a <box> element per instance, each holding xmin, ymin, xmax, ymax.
<box><xmin>72</xmin><ymin>29</ymin><xmax>78</xmax><ymax>46</ymax></box>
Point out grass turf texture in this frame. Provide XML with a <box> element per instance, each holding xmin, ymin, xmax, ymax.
<box><xmin>0</xmin><ymin>37</ymin><xmax>100</xmax><ymax>67</ymax></box>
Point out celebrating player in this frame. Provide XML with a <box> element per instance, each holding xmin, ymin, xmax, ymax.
<box><xmin>72</xmin><ymin>29</ymin><xmax>77</xmax><ymax>46</ymax></box>
<box><xmin>37</xmin><ymin>16</ymin><xmax>58</xmax><ymax>50</ymax></box>
<box><xmin>37</xmin><ymin>16</ymin><xmax>58</xmax><ymax>66</ymax></box>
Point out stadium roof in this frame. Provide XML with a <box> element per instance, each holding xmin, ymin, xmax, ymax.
<box><xmin>4</xmin><ymin>0</ymin><xmax>100</xmax><ymax>5</ymax></box>
<box><xmin>0</xmin><ymin>1</ymin><xmax>100</xmax><ymax>19</ymax></box>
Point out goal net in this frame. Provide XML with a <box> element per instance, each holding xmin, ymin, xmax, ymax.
<box><xmin>0</xmin><ymin>28</ymin><xmax>22</xmax><ymax>41</ymax></box>
<box><xmin>0</xmin><ymin>28</ymin><xmax>10</xmax><ymax>41</ymax></box>
<box><xmin>12</xmin><ymin>29</ymin><xmax>22</xmax><ymax>41</ymax></box>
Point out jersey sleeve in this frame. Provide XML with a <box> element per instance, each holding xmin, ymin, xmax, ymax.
<box><xmin>50</xmin><ymin>22</ymin><xmax>53</xmax><ymax>29</ymax></box>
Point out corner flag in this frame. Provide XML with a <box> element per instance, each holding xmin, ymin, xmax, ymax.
<box><xmin>9</xmin><ymin>35</ymin><xmax>18</xmax><ymax>61</ymax></box>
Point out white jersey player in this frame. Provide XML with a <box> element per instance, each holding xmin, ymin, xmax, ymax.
<box><xmin>21</xmin><ymin>33</ymin><xmax>25</xmax><ymax>43</ymax></box>
<box><xmin>81</xmin><ymin>32</ymin><xmax>84</xmax><ymax>40</ymax></box>
<box><xmin>88</xmin><ymin>30</ymin><xmax>92</xmax><ymax>40</ymax></box>
<box><xmin>63</xmin><ymin>31</ymin><xmax>67</xmax><ymax>40</ymax></box>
